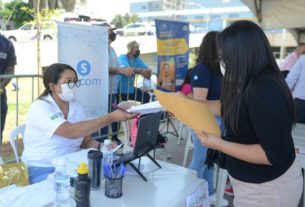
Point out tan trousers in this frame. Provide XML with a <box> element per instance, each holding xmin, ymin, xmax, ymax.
<box><xmin>229</xmin><ymin>159</ymin><xmax>303</xmax><ymax>207</ymax></box>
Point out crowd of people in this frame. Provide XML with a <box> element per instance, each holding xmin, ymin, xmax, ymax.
<box><xmin>1</xmin><ymin>19</ymin><xmax>305</xmax><ymax>206</ymax></box>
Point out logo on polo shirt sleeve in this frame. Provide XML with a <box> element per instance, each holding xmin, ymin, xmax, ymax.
<box><xmin>50</xmin><ymin>114</ymin><xmax>59</xmax><ymax>120</ymax></box>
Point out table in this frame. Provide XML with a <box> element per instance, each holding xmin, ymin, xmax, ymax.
<box><xmin>0</xmin><ymin>149</ymin><xmax>208</xmax><ymax>207</ymax></box>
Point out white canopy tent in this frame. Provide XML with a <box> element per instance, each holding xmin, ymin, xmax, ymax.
<box><xmin>241</xmin><ymin>0</ymin><xmax>305</xmax><ymax>42</ymax></box>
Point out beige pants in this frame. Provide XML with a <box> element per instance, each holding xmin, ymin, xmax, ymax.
<box><xmin>229</xmin><ymin>159</ymin><xmax>303</xmax><ymax>207</ymax></box>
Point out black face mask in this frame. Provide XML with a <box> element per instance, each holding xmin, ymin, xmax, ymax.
<box><xmin>134</xmin><ymin>49</ymin><xmax>140</xmax><ymax>58</ymax></box>
<box><xmin>109</xmin><ymin>32</ymin><xmax>116</xmax><ymax>42</ymax></box>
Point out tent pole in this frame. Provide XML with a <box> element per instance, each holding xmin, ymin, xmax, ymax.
<box><xmin>279</xmin><ymin>29</ymin><xmax>287</xmax><ymax>63</ymax></box>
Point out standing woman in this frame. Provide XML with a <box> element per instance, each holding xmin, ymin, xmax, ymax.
<box><xmin>197</xmin><ymin>21</ymin><xmax>303</xmax><ymax>206</ymax></box>
<box><xmin>189</xmin><ymin>31</ymin><xmax>224</xmax><ymax>196</ymax></box>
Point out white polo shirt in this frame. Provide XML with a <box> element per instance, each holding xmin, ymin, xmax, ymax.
<box><xmin>22</xmin><ymin>94</ymin><xmax>86</xmax><ymax>167</ymax></box>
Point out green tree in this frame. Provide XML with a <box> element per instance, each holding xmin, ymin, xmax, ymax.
<box><xmin>0</xmin><ymin>0</ymin><xmax>34</xmax><ymax>28</ymax></box>
<box><xmin>111</xmin><ymin>13</ymin><xmax>139</xmax><ymax>28</ymax></box>
<box><xmin>111</xmin><ymin>14</ymin><xmax>124</xmax><ymax>28</ymax></box>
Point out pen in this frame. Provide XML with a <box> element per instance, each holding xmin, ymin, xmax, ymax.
<box><xmin>112</xmin><ymin>104</ymin><xmax>132</xmax><ymax>114</ymax></box>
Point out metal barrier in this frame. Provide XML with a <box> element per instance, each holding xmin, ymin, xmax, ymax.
<box><xmin>0</xmin><ymin>72</ymin><xmax>158</xmax><ymax>161</ymax></box>
<box><xmin>0</xmin><ymin>74</ymin><xmax>43</xmax><ymax>162</ymax></box>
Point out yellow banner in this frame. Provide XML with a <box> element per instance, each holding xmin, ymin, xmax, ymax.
<box><xmin>157</xmin><ymin>38</ymin><xmax>189</xmax><ymax>56</ymax></box>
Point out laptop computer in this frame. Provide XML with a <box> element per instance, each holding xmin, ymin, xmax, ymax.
<box><xmin>114</xmin><ymin>112</ymin><xmax>162</xmax><ymax>181</ymax></box>
<box><xmin>116</xmin><ymin>111</ymin><xmax>162</xmax><ymax>164</ymax></box>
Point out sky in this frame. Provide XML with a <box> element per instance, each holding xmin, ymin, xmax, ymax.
<box><xmin>87</xmin><ymin>0</ymin><xmax>131</xmax><ymax>22</ymax></box>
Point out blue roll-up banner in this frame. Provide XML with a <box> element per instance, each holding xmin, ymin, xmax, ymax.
<box><xmin>155</xmin><ymin>19</ymin><xmax>189</xmax><ymax>92</ymax></box>
<box><xmin>57</xmin><ymin>22</ymin><xmax>108</xmax><ymax>118</ymax></box>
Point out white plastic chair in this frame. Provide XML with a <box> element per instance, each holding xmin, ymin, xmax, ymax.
<box><xmin>182</xmin><ymin>127</ymin><xmax>193</xmax><ymax>167</ymax></box>
<box><xmin>177</xmin><ymin>122</ymin><xmax>186</xmax><ymax>144</ymax></box>
<box><xmin>10</xmin><ymin>124</ymin><xmax>26</xmax><ymax>162</ymax></box>
<box><xmin>292</xmin><ymin>123</ymin><xmax>305</xmax><ymax>207</ymax></box>
<box><xmin>213</xmin><ymin>165</ymin><xmax>229</xmax><ymax>207</ymax></box>
<box><xmin>118</xmin><ymin>101</ymin><xmax>140</xmax><ymax>153</ymax></box>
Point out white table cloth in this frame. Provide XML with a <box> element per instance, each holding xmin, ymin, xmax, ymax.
<box><xmin>0</xmin><ymin>149</ymin><xmax>208</xmax><ymax>207</ymax></box>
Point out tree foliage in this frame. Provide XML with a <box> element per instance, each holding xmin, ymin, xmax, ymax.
<box><xmin>0</xmin><ymin>0</ymin><xmax>61</xmax><ymax>29</ymax></box>
<box><xmin>111</xmin><ymin>13</ymin><xmax>139</xmax><ymax>28</ymax></box>
<box><xmin>0</xmin><ymin>0</ymin><xmax>34</xmax><ymax>28</ymax></box>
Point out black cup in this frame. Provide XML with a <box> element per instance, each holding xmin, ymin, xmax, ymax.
<box><xmin>88</xmin><ymin>150</ymin><xmax>103</xmax><ymax>190</ymax></box>
<box><xmin>104</xmin><ymin>176</ymin><xmax>123</xmax><ymax>198</ymax></box>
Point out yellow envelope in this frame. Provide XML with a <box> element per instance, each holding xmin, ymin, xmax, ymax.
<box><xmin>154</xmin><ymin>90</ymin><xmax>220</xmax><ymax>136</ymax></box>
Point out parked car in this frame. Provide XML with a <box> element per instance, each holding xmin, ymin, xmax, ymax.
<box><xmin>1</xmin><ymin>21</ymin><xmax>56</xmax><ymax>42</ymax></box>
<box><xmin>116</xmin><ymin>23</ymin><xmax>155</xmax><ymax>36</ymax></box>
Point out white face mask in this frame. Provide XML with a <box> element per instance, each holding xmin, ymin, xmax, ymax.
<box><xmin>58</xmin><ymin>83</ymin><xmax>76</xmax><ymax>102</ymax></box>
<box><xmin>220</xmin><ymin>61</ymin><xmax>226</xmax><ymax>76</ymax></box>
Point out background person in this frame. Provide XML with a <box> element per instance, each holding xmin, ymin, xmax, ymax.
<box><xmin>280</xmin><ymin>42</ymin><xmax>305</xmax><ymax>77</ymax></box>
<box><xmin>22</xmin><ymin>63</ymin><xmax>135</xmax><ymax>184</ymax></box>
<box><xmin>0</xmin><ymin>34</ymin><xmax>16</xmax><ymax>147</ymax></box>
<box><xmin>117</xmin><ymin>40</ymin><xmax>151</xmax><ymax>103</ymax></box>
<box><xmin>98</xmin><ymin>23</ymin><xmax>133</xmax><ymax>144</ymax></box>
<box><xmin>286</xmin><ymin>55</ymin><xmax>305</xmax><ymax>123</ymax></box>
<box><xmin>189</xmin><ymin>31</ymin><xmax>224</xmax><ymax>196</ymax></box>
<box><xmin>197</xmin><ymin>20</ymin><xmax>302</xmax><ymax>207</ymax></box>
<box><xmin>177</xmin><ymin>68</ymin><xmax>193</xmax><ymax>98</ymax></box>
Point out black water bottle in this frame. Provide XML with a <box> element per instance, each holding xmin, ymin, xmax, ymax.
<box><xmin>74</xmin><ymin>162</ymin><xmax>91</xmax><ymax>207</ymax></box>
<box><xmin>87</xmin><ymin>150</ymin><xmax>103</xmax><ymax>190</ymax></box>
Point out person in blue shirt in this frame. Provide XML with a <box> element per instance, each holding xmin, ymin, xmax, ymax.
<box><xmin>189</xmin><ymin>31</ymin><xmax>224</xmax><ymax>197</ymax></box>
<box><xmin>117</xmin><ymin>40</ymin><xmax>151</xmax><ymax>103</ymax></box>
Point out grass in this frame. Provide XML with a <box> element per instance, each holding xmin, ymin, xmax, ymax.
<box><xmin>1</xmin><ymin>77</ymin><xmax>43</xmax><ymax>162</ymax></box>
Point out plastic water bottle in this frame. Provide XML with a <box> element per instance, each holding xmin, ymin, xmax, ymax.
<box><xmin>102</xmin><ymin>139</ymin><xmax>113</xmax><ymax>167</ymax></box>
<box><xmin>53</xmin><ymin>159</ymin><xmax>70</xmax><ymax>207</ymax></box>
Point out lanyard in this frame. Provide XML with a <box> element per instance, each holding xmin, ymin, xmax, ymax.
<box><xmin>127</xmin><ymin>58</ymin><xmax>135</xmax><ymax>67</ymax></box>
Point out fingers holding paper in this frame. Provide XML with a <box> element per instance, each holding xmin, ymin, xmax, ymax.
<box><xmin>109</xmin><ymin>109</ymin><xmax>138</xmax><ymax>122</ymax></box>
<box><xmin>196</xmin><ymin>130</ymin><xmax>222</xmax><ymax>150</ymax></box>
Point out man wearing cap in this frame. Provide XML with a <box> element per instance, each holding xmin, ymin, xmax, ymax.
<box><xmin>0</xmin><ymin>33</ymin><xmax>16</xmax><ymax>147</ymax></box>
<box><xmin>117</xmin><ymin>40</ymin><xmax>151</xmax><ymax>103</ymax></box>
<box><xmin>99</xmin><ymin>23</ymin><xmax>133</xmax><ymax>144</ymax></box>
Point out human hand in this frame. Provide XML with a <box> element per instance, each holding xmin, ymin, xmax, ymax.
<box><xmin>142</xmin><ymin>69</ymin><xmax>151</xmax><ymax>78</ymax></box>
<box><xmin>125</xmin><ymin>67</ymin><xmax>134</xmax><ymax>77</ymax></box>
<box><xmin>119</xmin><ymin>67</ymin><xmax>134</xmax><ymax>77</ymax></box>
<box><xmin>109</xmin><ymin>109</ymin><xmax>138</xmax><ymax>123</ymax></box>
<box><xmin>195</xmin><ymin>130</ymin><xmax>222</xmax><ymax>150</ymax></box>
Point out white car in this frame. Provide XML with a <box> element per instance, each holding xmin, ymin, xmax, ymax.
<box><xmin>1</xmin><ymin>22</ymin><xmax>56</xmax><ymax>42</ymax></box>
<box><xmin>116</xmin><ymin>23</ymin><xmax>155</xmax><ymax>36</ymax></box>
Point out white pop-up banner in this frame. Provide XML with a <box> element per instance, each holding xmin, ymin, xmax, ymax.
<box><xmin>57</xmin><ymin>22</ymin><xmax>108</xmax><ymax>118</ymax></box>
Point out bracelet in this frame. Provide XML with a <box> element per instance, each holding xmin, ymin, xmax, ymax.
<box><xmin>97</xmin><ymin>143</ymin><xmax>101</xmax><ymax>151</ymax></box>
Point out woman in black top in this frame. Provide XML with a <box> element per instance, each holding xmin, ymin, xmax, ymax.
<box><xmin>197</xmin><ymin>21</ymin><xmax>303</xmax><ymax>206</ymax></box>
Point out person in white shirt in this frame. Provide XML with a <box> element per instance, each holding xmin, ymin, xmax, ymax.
<box><xmin>286</xmin><ymin>55</ymin><xmax>305</xmax><ymax>123</ymax></box>
<box><xmin>22</xmin><ymin>63</ymin><xmax>136</xmax><ymax>184</ymax></box>
<box><xmin>280</xmin><ymin>43</ymin><xmax>305</xmax><ymax>72</ymax></box>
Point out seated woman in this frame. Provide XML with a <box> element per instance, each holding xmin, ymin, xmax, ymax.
<box><xmin>21</xmin><ymin>63</ymin><xmax>136</xmax><ymax>184</ymax></box>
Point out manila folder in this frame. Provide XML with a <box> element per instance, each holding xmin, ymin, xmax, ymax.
<box><xmin>154</xmin><ymin>90</ymin><xmax>220</xmax><ymax>136</ymax></box>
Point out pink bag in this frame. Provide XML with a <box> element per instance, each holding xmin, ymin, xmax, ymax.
<box><xmin>130</xmin><ymin>115</ymin><xmax>140</xmax><ymax>147</ymax></box>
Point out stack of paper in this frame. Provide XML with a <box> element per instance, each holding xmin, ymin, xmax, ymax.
<box><xmin>154</xmin><ymin>90</ymin><xmax>221</xmax><ymax>136</ymax></box>
<box><xmin>127</xmin><ymin>101</ymin><xmax>164</xmax><ymax>115</ymax></box>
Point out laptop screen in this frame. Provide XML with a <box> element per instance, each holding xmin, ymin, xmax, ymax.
<box><xmin>133</xmin><ymin>112</ymin><xmax>162</xmax><ymax>156</ymax></box>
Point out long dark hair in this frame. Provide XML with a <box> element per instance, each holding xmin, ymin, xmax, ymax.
<box><xmin>178</xmin><ymin>68</ymin><xmax>194</xmax><ymax>91</ymax></box>
<box><xmin>38</xmin><ymin>63</ymin><xmax>77</xmax><ymax>99</ymax></box>
<box><xmin>218</xmin><ymin>20</ymin><xmax>295</xmax><ymax>134</ymax></box>
<box><xmin>196</xmin><ymin>31</ymin><xmax>221</xmax><ymax>76</ymax></box>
